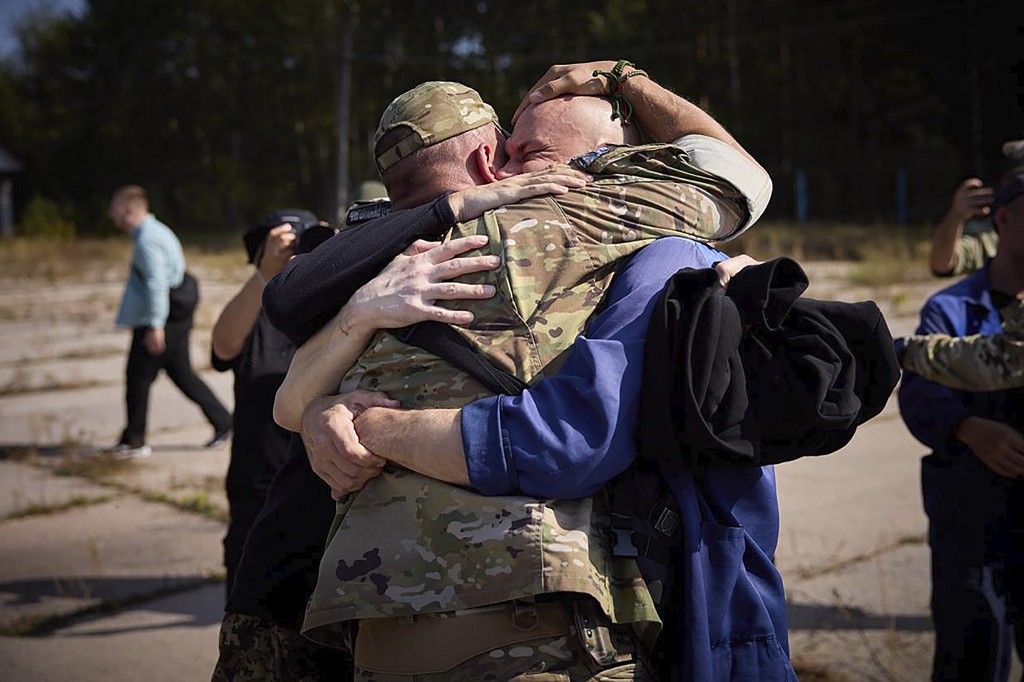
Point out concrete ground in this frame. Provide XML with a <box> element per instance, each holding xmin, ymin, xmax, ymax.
<box><xmin>0</xmin><ymin>258</ymin><xmax>1013</xmax><ymax>681</ymax></box>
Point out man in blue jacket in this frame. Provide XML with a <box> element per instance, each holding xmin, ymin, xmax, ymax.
<box><xmin>899</xmin><ymin>175</ymin><xmax>1024</xmax><ymax>681</ymax></box>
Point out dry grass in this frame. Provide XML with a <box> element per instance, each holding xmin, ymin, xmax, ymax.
<box><xmin>721</xmin><ymin>221</ymin><xmax>934</xmax><ymax>287</ymax></box>
<box><xmin>0</xmin><ymin>236</ymin><xmax>249</xmax><ymax>284</ymax></box>
<box><xmin>52</xmin><ymin>453</ymin><xmax>139</xmax><ymax>480</ymax></box>
<box><xmin>3</xmin><ymin>494</ymin><xmax>116</xmax><ymax>521</ymax></box>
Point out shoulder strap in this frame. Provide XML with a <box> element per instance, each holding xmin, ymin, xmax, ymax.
<box><xmin>392</xmin><ymin>321</ymin><xmax>528</xmax><ymax>396</ymax></box>
<box><xmin>393</xmin><ymin>252</ymin><xmax>638</xmax><ymax>398</ymax></box>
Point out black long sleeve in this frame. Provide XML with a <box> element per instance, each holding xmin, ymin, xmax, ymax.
<box><xmin>263</xmin><ymin>194</ymin><xmax>457</xmax><ymax>345</ymax></box>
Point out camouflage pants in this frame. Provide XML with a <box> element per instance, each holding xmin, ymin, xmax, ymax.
<box><xmin>211</xmin><ymin>612</ymin><xmax>352</xmax><ymax>681</ymax></box>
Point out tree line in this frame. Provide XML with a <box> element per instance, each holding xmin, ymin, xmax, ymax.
<box><xmin>0</xmin><ymin>0</ymin><xmax>1018</xmax><ymax>236</ymax></box>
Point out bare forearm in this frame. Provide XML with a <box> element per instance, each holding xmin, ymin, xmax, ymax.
<box><xmin>211</xmin><ymin>274</ymin><xmax>264</xmax><ymax>361</ymax></box>
<box><xmin>273</xmin><ymin>305</ymin><xmax>375</xmax><ymax>431</ymax></box>
<box><xmin>623</xmin><ymin>73</ymin><xmax>756</xmax><ymax>165</ymax></box>
<box><xmin>929</xmin><ymin>209</ymin><xmax>967</xmax><ymax>276</ymax></box>
<box><xmin>356</xmin><ymin>406</ymin><xmax>469</xmax><ymax>486</ymax></box>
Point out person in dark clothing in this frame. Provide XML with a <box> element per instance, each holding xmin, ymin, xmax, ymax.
<box><xmin>211</xmin><ymin>209</ymin><xmax>333</xmax><ymax>593</ymax></box>
<box><xmin>109</xmin><ymin>185</ymin><xmax>231</xmax><ymax>458</ymax></box>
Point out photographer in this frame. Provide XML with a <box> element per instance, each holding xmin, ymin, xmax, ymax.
<box><xmin>211</xmin><ymin>209</ymin><xmax>332</xmax><ymax>592</ymax></box>
<box><xmin>929</xmin><ymin>140</ymin><xmax>1023</xmax><ymax>277</ymax></box>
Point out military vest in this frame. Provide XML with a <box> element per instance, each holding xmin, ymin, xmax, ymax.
<box><xmin>303</xmin><ymin>143</ymin><xmax>748</xmax><ymax>646</ymax></box>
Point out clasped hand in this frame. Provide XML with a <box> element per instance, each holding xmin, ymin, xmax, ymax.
<box><xmin>301</xmin><ymin>390</ymin><xmax>396</xmax><ymax>499</ymax></box>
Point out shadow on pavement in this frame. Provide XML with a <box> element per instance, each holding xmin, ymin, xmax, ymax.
<box><xmin>0</xmin><ymin>574</ymin><xmax>217</xmax><ymax>611</ymax></box>
<box><xmin>787</xmin><ymin>602</ymin><xmax>932</xmax><ymax>632</ymax></box>
<box><xmin>49</xmin><ymin>582</ymin><xmax>225</xmax><ymax>638</ymax></box>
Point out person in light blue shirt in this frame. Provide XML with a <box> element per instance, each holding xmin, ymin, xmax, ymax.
<box><xmin>110</xmin><ymin>185</ymin><xmax>231</xmax><ymax>457</ymax></box>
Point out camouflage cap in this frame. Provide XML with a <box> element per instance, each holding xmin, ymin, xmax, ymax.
<box><xmin>374</xmin><ymin>81</ymin><xmax>501</xmax><ymax>174</ymax></box>
<box><xmin>1002</xmin><ymin>139</ymin><xmax>1024</xmax><ymax>176</ymax></box>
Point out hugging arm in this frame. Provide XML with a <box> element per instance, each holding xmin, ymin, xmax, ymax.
<box><xmin>331</xmin><ymin>243</ymin><xmax>742</xmax><ymax>498</ymax></box>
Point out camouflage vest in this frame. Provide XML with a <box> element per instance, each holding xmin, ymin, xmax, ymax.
<box><xmin>303</xmin><ymin>143</ymin><xmax>747</xmax><ymax>645</ymax></box>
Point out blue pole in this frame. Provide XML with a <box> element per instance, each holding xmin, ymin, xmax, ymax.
<box><xmin>896</xmin><ymin>169</ymin><xmax>908</xmax><ymax>225</ymax></box>
<box><xmin>795</xmin><ymin>170</ymin><xmax>808</xmax><ymax>224</ymax></box>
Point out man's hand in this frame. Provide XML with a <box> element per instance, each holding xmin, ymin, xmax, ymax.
<box><xmin>512</xmin><ymin>61</ymin><xmax>642</xmax><ymax>126</ymax></box>
<box><xmin>342</xmin><ymin>235</ymin><xmax>500</xmax><ymax>332</ymax></box>
<box><xmin>144</xmin><ymin>327</ymin><xmax>166</xmax><ymax>355</ymax></box>
<box><xmin>714</xmin><ymin>254</ymin><xmax>760</xmax><ymax>288</ymax></box>
<box><xmin>258</xmin><ymin>223</ymin><xmax>298</xmax><ymax>281</ymax></box>
<box><xmin>300</xmin><ymin>391</ymin><xmax>399</xmax><ymax>498</ymax></box>
<box><xmin>950</xmin><ymin>179</ymin><xmax>994</xmax><ymax>222</ymax></box>
<box><xmin>448</xmin><ymin>165</ymin><xmax>590</xmax><ymax>221</ymax></box>
<box><xmin>955</xmin><ymin>416</ymin><xmax>1024</xmax><ymax>479</ymax></box>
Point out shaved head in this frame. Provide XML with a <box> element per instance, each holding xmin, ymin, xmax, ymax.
<box><xmin>500</xmin><ymin>96</ymin><xmax>641</xmax><ymax>177</ymax></box>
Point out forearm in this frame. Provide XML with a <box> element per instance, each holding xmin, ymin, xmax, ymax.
<box><xmin>356</xmin><ymin>406</ymin><xmax>469</xmax><ymax>486</ymax></box>
<box><xmin>898</xmin><ymin>331</ymin><xmax>1024</xmax><ymax>391</ymax></box>
<box><xmin>929</xmin><ymin>209</ymin><xmax>967</xmax><ymax>276</ymax></box>
<box><xmin>273</xmin><ymin>304</ymin><xmax>376</xmax><ymax>431</ymax></box>
<box><xmin>263</xmin><ymin>196</ymin><xmax>457</xmax><ymax>344</ymax></box>
<box><xmin>623</xmin><ymin>71</ymin><xmax>756</xmax><ymax>166</ymax></box>
<box><xmin>211</xmin><ymin>273</ymin><xmax>263</xmax><ymax>361</ymax></box>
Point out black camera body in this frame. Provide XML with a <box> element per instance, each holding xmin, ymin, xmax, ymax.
<box><xmin>242</xmin><ymin>208</ymin><xmax>335</xmax><ymax>264</ymax></box>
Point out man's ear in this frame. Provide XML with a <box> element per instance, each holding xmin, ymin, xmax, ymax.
<box><xmin>470</xmin><ymin>143</ymin><xmax>500</xmax><ymax>184</ymax></box>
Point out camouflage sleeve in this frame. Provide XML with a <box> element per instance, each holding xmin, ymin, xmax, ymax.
<box><xmin>673</xmin><ymin>134</ymin><xmax>772</xmax><ymax>229</ymax></box>
<box><xmin>950</xmin><ymin>224</ymin><xmax>999</xmax><ymax>276</ymax></box>
<box><xmin>898</xmin><ymin>301</ymin><xmax>1024</xmax><ymax>391</ymax></box>
<box><xmin>575</xmin><ymin>141</ymin><xmax>756</xmax><ymax>243</ymax></box>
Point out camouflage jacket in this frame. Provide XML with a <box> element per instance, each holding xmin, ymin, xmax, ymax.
<box><xmin>949</xmin><ymin>217</ymin><xmax>999</xmax><ymax>277</ymax></box>
<box><xmin>303</xmin><ymin>140</ymin><xmax>763</xmax><ymax>646</ymax></box>
<box><xmin>899</xmin><ymin>299</ymin><xmax>1024</xmax><ymax>391</ymax></box>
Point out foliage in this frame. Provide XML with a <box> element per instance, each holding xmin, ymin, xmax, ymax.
<box><xmin>19</xmin><ymin>194</ymin><xmax>75</xmax><ymax>239</ymax></box>
<box><xmin>0</xmin><ymin>0</ymin><xmax>1017</xmax><ymax>236</ymax></box>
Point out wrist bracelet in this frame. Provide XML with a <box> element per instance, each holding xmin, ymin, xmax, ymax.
<box><xmin>592</xmin><ymin>60</ymin><xmax>649</xmax><ymax>124</ymax></box>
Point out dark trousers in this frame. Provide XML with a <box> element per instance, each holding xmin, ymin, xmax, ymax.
<box><xmin>923</xmin><ymin>452</ymin><xmax>1024</xmax><ymax>681</ymax></box>
<box><xmin>226</xmin><ymin>436</ymin><xmax>335</xmax><ymax>627</ymax></box>
<box><xmin>223</xmin><ymin>467</ymin><xmax>274</xmax><ymax>594</ymax></box>
<box><xmin>120</xmin><ymin>321</ymin><xmax>231</xmax><ymax>447</ymax></box>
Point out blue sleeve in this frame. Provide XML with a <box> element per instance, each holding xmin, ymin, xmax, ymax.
<box><xmin>897</xmin><ymin>298</ymin><xmax>969</xmax><ymax>454</ymax></box>
<box><xmin>461</xmin><ymin>238</ymin><xmax>723</xmax><ymax>499</ymax></box>
<box><xmin>136</xmin><ymin>237</ymin><xmax>171</xmax><ymax>328</ymax></box>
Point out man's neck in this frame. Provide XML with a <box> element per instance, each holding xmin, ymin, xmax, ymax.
<box><xmin>989</xmin><ymin>252</ymin><xmax>1024</xmax><ymax>300</ymax></box>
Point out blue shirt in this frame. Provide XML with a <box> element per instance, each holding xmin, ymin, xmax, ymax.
<box><xmin>462</xmin><ymin>237</ymin><xmax>796</xmax><ymax>681</ymax></box>
<box><xmin>899</xmin><ymin>266</ymin><xmax>1013</xmax><ymax>454</ymax></box>
<box><xmin>115</xmin><ymin>214</ymin><xmax>186</xmax><ymax>330</ymax></box>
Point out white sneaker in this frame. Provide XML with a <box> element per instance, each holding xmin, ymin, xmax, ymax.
<box><xmin>110</xmin><ymin>443</ymin><xmax>152</xmax><ymax>459</ymax></box>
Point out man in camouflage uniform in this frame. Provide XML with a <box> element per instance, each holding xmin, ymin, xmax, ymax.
<box><xmin>930</xmin><ymin>139</ymin><xmax>1023</xmax><ymax>277</ymax></box>
<box><xmin>277</xmin><ymin>71</ymin><xmax>772</xmax><ymax>679</ymax></box>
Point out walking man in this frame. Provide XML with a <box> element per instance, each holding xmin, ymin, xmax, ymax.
<box><xmin>109</xmin><ymin>185</ymin><xmax>232</xmax><ymax>457</ymax></box>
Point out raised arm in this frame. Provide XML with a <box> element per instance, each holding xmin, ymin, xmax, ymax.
<box><xmin>512</xmin><ymin>60</ymin><xmax>757</xmax><ymax>165</ymax></box>
<box><xmin>264</xmin><ymin>168</ymin><xmax>590</xmax><ymax>344</ymax></box>
<box><xmin>929</xmin><ymin>179</ymin><xmax>994</xmax><ymax>276</ymax></box>
<box><xmin>273</xmin><ymin>167</ymin><xmax>592</xmax><ymax>431</ymax></box>
<box><xmin>212</xmin><ymin>224</ymin><xmax>295</xmax><ymax>362</ymax></box>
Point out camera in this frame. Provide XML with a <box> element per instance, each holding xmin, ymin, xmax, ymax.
<box><xmin>242</xmin><ymin>208</ymin><xmax>335</xmax><ymax>264</ymax></box>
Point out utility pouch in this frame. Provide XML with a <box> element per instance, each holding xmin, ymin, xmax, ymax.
<box><xmin>571</xmin><ymin>598</ymin><xmax>636</xmax><ymax>667</ymax></box>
